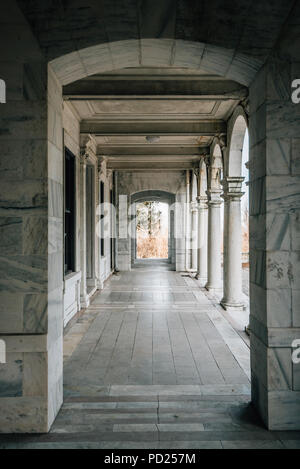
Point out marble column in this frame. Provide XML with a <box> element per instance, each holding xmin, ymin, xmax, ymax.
<box><xmin>79</xmin><ymin>151</ymin><xmax>89</xmax><ymax>308</ymax></box>
<box><xmin>185</xmin><ymin>170</ymin><xmax>191</xmax><ymax>271</ymax></box>
<box><xmin>195</xmin><ymin>196</ymin><xmax>208</xmax><ymax>285</ymax></box>
<box><xmin>221</xmin><ymin>177</ymin><xmax>245</xmax><ymax>310</ymax></box>
<box><xmin>190</xmin><ymin>201</ymin><xmax>198</xmax><ymax>271</ymax></box>
<box><xmin>205</xmin><ymin>190</ymin><xmax>222</xmax><ymax>292</ymax></box>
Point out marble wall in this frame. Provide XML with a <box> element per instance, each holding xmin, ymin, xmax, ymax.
<box><xmin>249</xmin><ymin>54</ymin><xmax>300</xmax><ymax>429</ymax></box>
<box><xmin>0</xmin><ymin>17</ymin><xmax>64</xmax><ymax>430</ymax></box>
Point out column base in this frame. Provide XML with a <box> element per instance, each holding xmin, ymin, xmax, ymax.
<box><xmin>205</xmin><ymin>283</ymin><xmax>222</xmax><ymax>293</ymax></box>
<box><xmin>195</xmin><ymin>273</ymin><xmax>207</xmax><ymax>286</ymax></box>
<box><xmin>80</xmin><ymin>294</ymin><xmax>90</xmax><ymax>309</ymax></box>
<box><xmin>220</xmin><ymin>299</ymin><xmax>245</xmax><ymax>311</ymax></box>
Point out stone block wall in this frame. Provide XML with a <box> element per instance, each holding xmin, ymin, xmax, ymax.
<box><xmin>0</xmin><ymin>10</ymin><xmax>64</xmax><ymax>431</ymax></box>
<box><xmin>249</xmin><ymin>55</ymin><xmax>300</xmax><ymax>429</ymax></box>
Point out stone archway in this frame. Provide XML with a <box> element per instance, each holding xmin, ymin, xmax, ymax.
<box><xmin>49</xmin><ymin>39</ymin><xmax>262</xmax><ymax>88</ymax></box>
<box><xmin>130</xmin><ymin>190</ymin><xmax>176</xmax><ymax>269</ymax></box>
<box><xmin>221</xmin><ymin>108</ymin><xmax>248</xmax><ymax>311</ymax></box>
<box><xmin>226</xmin><ymin>106</ymin><xmax>249</xmax><ymax>178</ymax></box>
<box><xmin>46</xmin><ymin>42</ymin><xmax>258</xmax><ymax>432</ymax></box>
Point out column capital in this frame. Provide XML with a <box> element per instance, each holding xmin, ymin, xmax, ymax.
<box><xmin>196</xmin><ymin>195</ymin><xmax>208</xmax><ymax>209</ymax></box>
<box><xmin>190</xmin><ymin>200</ymin><xmax>198</xmax><ymax>212</ymax></box>
<box><xmin>206</xmin><ymin>189</ymin><xmax>222</xmax><ymax>205</ymax></box>
<box><xmin>221</xmin><ymin>177</ymin><xmax>244</xmax><ymax>200</ymax></box>
<box><xmin>80</xmin><ymin>148</ymin><xmax>89</xmax><ymax>165</ymax></box>
<box><xmin>218</xmin><ymin>133</ymin><xmax>227</xmax><ymax>151</ymax></box>
<box><xmin>80</xmin><ymin>134</ymin><xmax>97</xmax><ymax>164</ymax></box>
<box><xmin>193</xmin><ymin>167</ymin><xmax>200</xmax><ymax>182</ymax></box>
<box><xmin>204</xmin><ymin>155</ymin><xmax>211</xmax><ymax>168</ymax></box>
<box><xmin>98</xmin><ymin>156</ymin><xmax>107</xmax><ymax>178</ymax></box>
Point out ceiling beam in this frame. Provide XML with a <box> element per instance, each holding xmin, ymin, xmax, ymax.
<box><xmin>96</xmin><ymin>146</ymin><xmax>210</xmax><ymax>156</ymax></box>
<box><xmin>107</xmin><ymin>162</ymin><xmax>200</xmax><ymax>171</ymax></box>
<box><xmin>63</xmin><ymin>79</ymin><xmax>248</xmax><ymax>100</ymax></box>
<box><xmin>105</xmin><ymin>154</ymin><xmax>206</xmax><ymax>171</ymax></box>
<box><xmin>81</xmin><ymin>120</ymin><xmax>226</xmax><ymax>136</ymax></box>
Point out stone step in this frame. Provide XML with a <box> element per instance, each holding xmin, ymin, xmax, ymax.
<box><xmin>62</xmin><ymin>402</ymin><xmax>244</xmax><ymax>412</ymax></box>
<box><xmin>0</xmin><ymin>440</ymin><xmax>225</xmax><ymax>449</ymax></box>
<box><xmin>52</xmin><ymin>394</ymin><xmax>255</xmax><ymax>435</ymax></box>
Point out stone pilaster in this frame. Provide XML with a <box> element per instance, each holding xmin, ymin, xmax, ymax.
<box><xmin>221</xmin><ymin>177</ymin><xmax>245</xmax><ymax>310</ymax></box>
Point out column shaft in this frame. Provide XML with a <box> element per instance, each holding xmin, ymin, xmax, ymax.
<box><xmin>196</xmin><ymin>197</ymin><xmax>208</xmax><ymax>284</ymax></box>
<box><xmin>205</xmin><ymin>191</ymin><xmax>222</xmax><ymax>292</ymax></box>
<box><xmin>80</xmin><ymin>157</ymin><xmax>89</xmax><ymax>307</ymax></box>
<box><xmin>185</xmin><ymin>171</ymin><xmax>191</xmax><ymax>271</ymax></box>
<box><xmin>221</xmin><ymin>178</ymin><xmax>244</xmax><ymax>310</ymax></box>
<box><xmin>191</xmin><ymin>204</ymin><xmax>198</xmax><ymax>271</ymax></box>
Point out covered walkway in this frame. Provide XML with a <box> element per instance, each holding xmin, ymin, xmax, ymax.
<box><xmin>63</xmin><ymin>270</ymin><xmax>250</xmax><ymax>389</ymax></box>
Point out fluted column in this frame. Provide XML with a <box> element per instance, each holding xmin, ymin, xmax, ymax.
<box><xmin>221</xmin><ymin>177</ymin><xmax>245</xmax><ymax>310</ymax></box>
<box><xmin>195</xmin><ymin>195</ymin><xmax>208</xmax><ymax>285</ymax></box>
<box><xmin>190</xmin><ymin>201</ymin><xmax>198</xmax><ymax>271</ymax></box>
<box><xmin>205</xmin><ymin>189</ymin><xmax>222</xmax><ymax>292</ymax></box>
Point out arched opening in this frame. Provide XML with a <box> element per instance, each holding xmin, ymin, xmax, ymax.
<box><xmin>228</xmin><ymin>114</ymin><xmax>248</xmax><ymax>177</ymax></box>
<box><xmin>49</xmin><ymin>39</ymin><xmax>261</xmax><ymax>88</ymax></box>
<box><xmin>130</xmin><ymin>190</ymin><xmax>176</xmax><ymax>269</ymax></box>
<box><xmin>136</xmin><ymin>201</ymin><xmax>169</xmax><ymax>260</ymax></box>
<box><xmin>46</xmin><ymin>39</ymin><xmax>259</xmax><ymax>434</ymax></box>
<box><xmin>221</xmin><ymin>109</ymin><xmax>249</xmax><ymax>322</ymax></box>
<box><xmin>241</xmin><ymin>128</ymin><xmax>250</xmax><ymax>293</ymax></box>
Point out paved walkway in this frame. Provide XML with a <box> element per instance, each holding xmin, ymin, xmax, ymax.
<box><xmin>1</xmin><ymin>270</ymin><xmax>300</xmax><ymax>449</ymax></box>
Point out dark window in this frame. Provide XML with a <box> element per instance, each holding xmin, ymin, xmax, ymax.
<box><xmin>100</xmin><ymin>181</ymin><xmax>105</xmax><ymax>257</ymax></box>
<box><xmin>64</xmin><ymin>149</ymin><xmax>75</xmax><ymax>274</ymax></box>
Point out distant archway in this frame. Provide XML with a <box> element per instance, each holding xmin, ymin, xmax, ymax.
<box><xmin>130</xmin><ymin>190</ymin><xmax>176</xmax><ymax>268</ymax></box>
